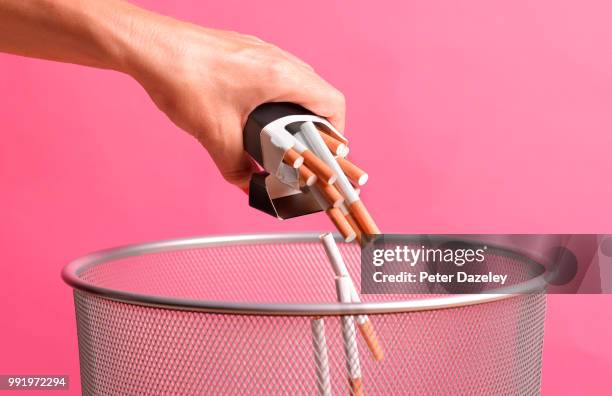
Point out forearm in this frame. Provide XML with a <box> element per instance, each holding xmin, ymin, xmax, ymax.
<box><xmin>0</xmin><ymin>0</ymin><xmax>345</xmax><ymax>188</ymax></box>
<box><xmin>0</xmin><ymin>0</ymin><xmax>146</xmax><ymax>71</ymax></box>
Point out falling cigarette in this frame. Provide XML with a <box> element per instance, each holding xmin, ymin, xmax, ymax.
<box><xmin>318</xmin><ymin>129</ymin><xmax>349</xmax><ymax>157</ymax></box>
<box><xmin>356</xmin><ymin>321</ymin><xmax>383</xmax><ymax>362</ymax></box>
<box><xmin>321</xmin><ymin>233</ymin><xmax>353</xmax><ymax>278</ymax></box>
<box><xmin>311</xmin><ymin>188</ymin><xmax>355</xmax><ymax>243</ymax></box>
<box><xmin>348</xmin><ymin>201</ymin><xmax>380</xmax><ymax>235</ymax></box>
<box><xmin>300</xmin><ymin>122</ymin><xmax>380</xmax><ymax>235</ymax></box>
<box><xmin>340</xmin><ymin>205</ymin><xmax>362</xmax><ymax>244</ymax></box>
<box><xmin>311</xmin><ymin>317</ymin><xmax>332</xmax><ymax>396</ymax></box>
<box><xmin>293</xmin><ymin>139</ymin><xmax>337</xmax><ymax>185</ymax></box>
<box><xmin>336</xmin><ymin>276</ymin><xmax>364</xmax><ymax>396</ymax></box>
<box><xmin>326</xmin><ymin>207</ymin><xmax>356</xmax><ymax>243</ymax></box>
<box><xmin>336</xmin><ymin>157</ymin><xmax>368</xmax><ymax>186</ymax></box>
<box><xmin>299</xmin><ymin>165</ymin><xmax>317</xmax><ymax>187</ymax></box>
<box><xmin>317</xmin><ymin>179</ymin><xmax>344</xmax><ymax>208</ymax></box>
<box><xmin>321</xmin><ymin>233</ymin><xmax>383</xmax><ymax>360</ymax></box>
<box><xmin>282</xmin><ymin>148</ymin><xmax>304</xmax><ymax>169</ymax></box>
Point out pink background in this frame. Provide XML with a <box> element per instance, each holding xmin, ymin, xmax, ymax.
<box><xmin>1</xmin><ymin>0</ymin><xmax>611</xmax><ymax>394</ymax></box>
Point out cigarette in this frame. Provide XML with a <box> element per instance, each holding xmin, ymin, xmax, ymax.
<box><xmin>336</xmin><ymin>157</ymin><xmax>368</xmax><ymax>186</ymax></box>
<box><xmin>326</xmin><ymin>207</ymin><xmax>356</xmax><ymax>243</ymax></box>
<box><xmin>356</xmin><ymin>320</ymin><xmax>384</xmax><ymax>362</ymax></box>
<box><xmin>341</xmin><ymin>205</ymin><xmax>362</xmax><ymax>244</ymax></box>
<box><xmin>282</xmin><ymin>148</ymin><xmax>304</xmax><ymax>168</ymax></box>
<box><xmin>347</xmin><ymin>200</ymin><xmax>380</xmax><ymax>235</ymax></box>
<box><xmin>303</xmin><ymin>120</ymin><xmax>380</xmax><ymax>234</ymax></box>
<box><xmin>302</xmin><ymin>150</ymin><xmax>337</xmax><ymax>185</ymax></box>
<box><xmin>311</xmin><ymin>317</ymin><xmax>332</xmax><ymax>396</ymax></box>
<box><xmin>293</xmin><ymin>139</ymin><xmax>337</xmax><ymax>185</ymax></box>
<box><xmin>321</xmin><ymin>233</ymin><xmax>352</xmax><ymax>277</ymax></box>
<box><xmin>318</xmin><ymin>129</ymin><xmax>349</xmax><ymax>157</ymax></box>
<box><xmin>336</xmin><ymin>276</ymin><xmax>364</xmax><ymax>396</ymax></box>
<box><xmin>300</xmin><ymin>122</ymin><xmax>358</xmax><ymax>202</ymax></box>
<box><xmin>299</xmin><ymin>165</ymin><xmax>317</xmax><ymax>187</ymax></box>
<box><xmin>321</xmin><ymin>233</ymin><xmax>383</xmax><ymax>360</ymax></box>
<box><xmin>317</xmin><ymin>178</ymin><xmax>344</xmax><ymax>208</ymax></box>
<box><xmin>310</xmin><ymin>188</ymin><xmax>355</xmax><ymax>242</ymax></box>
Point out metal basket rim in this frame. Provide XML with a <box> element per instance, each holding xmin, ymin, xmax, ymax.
<box><xmin>62</xmin><ymin>232</ymin><xmax>547</xmax><ymax>316</ymax></box>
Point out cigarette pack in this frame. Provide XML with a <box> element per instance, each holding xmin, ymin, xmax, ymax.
<box><xmin>243</xmin><ymin>102</ymin><xmax>347</xmax><ymax>219</ymax></box>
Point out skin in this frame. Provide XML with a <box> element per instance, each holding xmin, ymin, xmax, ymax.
<box><xmin>0</xmin><ymin>0</ymin><xmax>346</xmax><ymax>189</ymax></box>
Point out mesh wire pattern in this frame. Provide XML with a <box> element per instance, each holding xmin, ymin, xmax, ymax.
<box><xmin>69</xmin><ymin>235</ymin><xmax>547</xmax><ymax>395</ymax></box>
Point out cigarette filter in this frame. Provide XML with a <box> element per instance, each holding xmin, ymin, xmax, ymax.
<box><xmin>348</xmin><ymin>200</ymin><xmax>381</xmax><ymax>235</ymax></box>
<box><xmin>357</xmin><ymin>320</ymin><xmax>384</xmax><ymax>361</ymax></box>
<box><xmin>301</xmin><ymin>149</ymin><xmax>337</xmax><ymax>185</ymax></box>
<box><xmin>341</xmin><ymin>206</ymin><xmax>363</xmax><ymax>244</ymax></box>
<box><xmin>311</xmin><ymin>318</ymin><xmax>332</xmax><ymax>396</ymax></box>
<box><xmin>319</xmin><ymin>129</ymin><xmax>349</xmax><ymax>157</ymax></box>
<box><xmin>336</xmin><ymin>157</ymin><xmax>368</xmax><ymax>186</ymax></box>
<box><xmin>310</xmin><ymin>189</ymin><xmax>354</xmax><ymax>242</ymax></box>
<box><xmin>317</xmin><ymin>179</ymin><xmax>344</xmax><ymax>208</ymax></box>
<box><xmin>283</xmin><ymin>148</ymin><xmax>304</xmax><ymax>169</ymax></box>
<box><xmin>325</xmin><ymin>208</ymin><xmax>356</xmax><ymax>243</ymax></box>
<box><xmin>299</xmin><ymin>165</ymin><xmax>317</xmax><ymax>187</ymax></box>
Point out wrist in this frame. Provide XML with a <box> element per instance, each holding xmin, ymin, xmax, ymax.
<box><xmin>74</xmin><ymin>0</ymin><xmax>167</xmax><ymax>75</ymax></box>
<box><xmin>85</xmin><ymin>1</ymin><xmax>151</xmax><ymax>74</ymax></box>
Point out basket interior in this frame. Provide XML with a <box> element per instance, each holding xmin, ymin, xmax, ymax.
<box><xmin>77</xmin><ymin>237</ymin><xmax>542</xmax><ymax>304</ymax></box>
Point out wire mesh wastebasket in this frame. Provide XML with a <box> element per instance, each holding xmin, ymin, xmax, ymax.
<box><xmin>62</xmin><ymin>233</ymin><xmax>547</xmax><ymax>395</ymax></box>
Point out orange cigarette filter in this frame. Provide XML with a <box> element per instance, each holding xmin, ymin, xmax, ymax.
<box><xmin>349</xmin><ymin>378</ymin><xmax>364</xmax><ymax>396</ymax></box>
<box><xmin>282</xmin><ymin>148</ymin><xmax>304</xmax><ymax>168</ymax></box>
<box><xmin>357</xmin><ymin>320</ymin><xmax>384</xmax><ymax>361</ymax></box>
<box><xmin>344</xmin><ymin>212</ymin><xmax>362</xmax><ymax>244</ymax></box>
<box><xmin>302</xmin><ymin>150</ymin><xmax>336</xmax><ymax>185</ymax></box>
<box><xmin>326</xmin><ymin>207</ymin><xmax>356</xmax><ymax>243</ymax></box>
<box><xmin>318</xmin><ymin>129</ymin><xmax>348</xmax><ymax>157</ymax></box>
<box><xmin>298</xmin><ymin>165</ymin><xmax>317</xmax><ymax>187</ymax></box>
<box><xmin>337</xmin><ymin>157</ymin><xmax>368</xmax><ymax>186</ymax></box>
<box><xmin>317</xmin><ymin>179</ymin><xmax>344</xmax><ymax>208</ymax></box>
<box><xmin>348</xmin><ymin>200</ymin><xmax>381</xmax><ymax>235</ymax></box>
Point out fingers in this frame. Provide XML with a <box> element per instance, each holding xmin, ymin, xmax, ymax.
<box><xmin>247</xmin><ymin>43</ymin><xmax>344</xmax><ymax>132</ymax></box>
<box><xmin>271</xmin><ymin>70</ymin><xmax>346</xmax><ymax>132</ymax></box>
<box><xmin>218</xmin><ymin>152</ymin><xmax>255</xmax><ymax>190</ymax></box>
<box><xmin>205</xmin><ymin>137</ymin><xmax>256</xmax><ymax>190</ymax></box>
<box><xmin>279</xmin><ymin>49</ymin><xmax>315</xmax><ymax>72</ymax></box>
<box><xmin>289</xmin><ymin>88</ymin><xmax>346</xmax><ymax>132</ymax></box>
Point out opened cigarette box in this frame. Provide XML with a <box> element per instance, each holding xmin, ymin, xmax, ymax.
<box><xmin>243</xmin><ymin>102</ymin><xmax>348</xmax><ymax>219</ymax></box>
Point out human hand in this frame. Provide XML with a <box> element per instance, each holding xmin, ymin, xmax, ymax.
<box><xmin>0</xmin><ymin>0</ymin><xmax>345</xmax><ymax>189</ymax></box>
<box><xmin>121</xmin><ymin>13</ymin><xmax>346</xmax><ymax>189</ymax></box>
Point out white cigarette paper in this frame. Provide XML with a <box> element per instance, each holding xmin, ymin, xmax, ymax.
<box><xmin>339</xmin><ymin>145</ymin><xmax>350</xmax><ymax>158</ymax></box>
<box><xmin>311</xmin><ymin>318</ymin><xmax>332</xmax><ymax>396</ymax></box>
<box><xmin>321</xmin><ymin>233</ymin><xmax>368</xmax><ymax>325</ymax></box>
<box><xmin>292</xmin><ymin>136</ymin><xmax>308</xmax><ymax>154</ymax></box>
<box><xmin>300</xmin><ymin>122</ymin><xmax>359</xmax><ymax>203</ymax></box>
<box><xmin>269</xmin><ymin>127</ymin><xmax>296</xmax><ymax>152</ymax></box>
<box><xmin>336</xmin><ymin>276</ymin><xmax>362</xmax><ymax>382</ymax></box>
<box><xmin>323</xmin><ymin>235</ymin><xmax>384</xmax><ymax>362</ymax></box>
